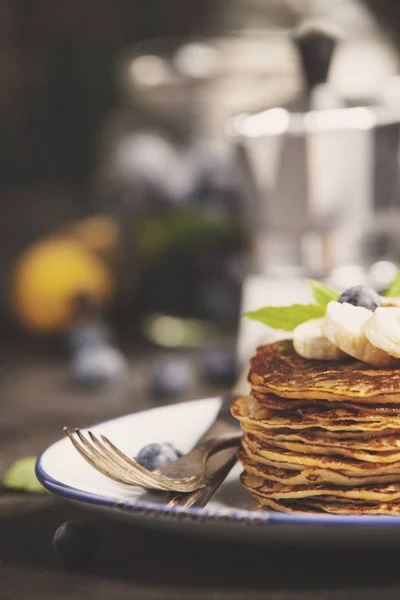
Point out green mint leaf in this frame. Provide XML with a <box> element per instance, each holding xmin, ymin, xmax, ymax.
<box><xmin>245</xmin><ymin>304</ymin><xmax>326</xmax><ymax>331</ymax></box>
<box><xmin>309</xmin><ymin>280</ymin><xmax>340</xmax><ymax>306</ymax></box>
<box><xmin>2</xmin><ymin>457</ymin><xmax>48</xmax><ymax>494</ymax></box>
<box><xmin>385</xmin><ymin>269</ymin><xmax>400</xmax><ymax>297</ymax></box>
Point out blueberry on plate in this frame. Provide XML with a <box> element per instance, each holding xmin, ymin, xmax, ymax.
<box><xmin>135</xmin><ymin>442</ymin><xmax>182</xmax><ymax>471</ymax></box>
<box><xmin>150</xmin><ymin>358</ymin><xmax>193</xmax><ymax>398</ymax></box>
<box><xmin>201</xmin><ymin>347</ymin><xmax>239</xmax><ymax>387</ymax></box>
<box><xmin>53</xmin><ymin>520</ymin><xmax>99</xmax><ymax>565</ymax></box>
<box><xmin>338</xmin><ymin>285</ymin><xmax>381</xmax><ymax>311</ymax></box>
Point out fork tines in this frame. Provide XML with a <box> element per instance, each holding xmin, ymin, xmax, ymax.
<box><xmin>63</xmin><ymin>427</ymin><xmax>176</xmax><ymax>491</ymax></box>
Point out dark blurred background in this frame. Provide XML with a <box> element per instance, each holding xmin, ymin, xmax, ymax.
<box><xmin>1</xmin><ymin>0</ymin><xmax>400</xmax><ymax>348</ymax></box>
<box><xmin>0</xmin><ymin>0</ymin><xmax>214</xmax><ymax>330</ymax></box>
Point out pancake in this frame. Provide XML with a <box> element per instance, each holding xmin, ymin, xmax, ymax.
<box><xmin>243</xmin><ymin>424</ymin><xmax>400</xmax><ymax>451</ymax></box>
<box><xmin>238</xmin><ymin>449</ymin><xmax>400</xmax><ymax>486</ymax></box>
<box><xmin>244</xmin><ymin>426</ymin><xmax>398</xmax><ymax>441</ymax></box>
<box><xmin>243</xmin><ymin>425</ymin><xmax>400</xmax><ymax>458</ymax></box>
<box><xmin>250</xmin><ymin>340</ymin><xmax>400</xmax><ymax>403</ymax></box>
<box><xmin>252</xmin><ymin>392</ymin><xmax>400</xmax><ymax>416</ymax></box>
<box><xmin>241</xmin><ymin>453</ymin><xmax>400</xmax><ymax>479</ymax></box>
<box><xmin>231</xmin><ymin>396</ymin><xmax>400</xmax><ymax>432</ymax></box>
<box><xmin>243</xmin><ymin>434</ymin><xmax>400</xmax><ymax>473</ymax></box>
<box><xmin>240</xmin><ymin>471</ymin><xmax>400</xmax><ymax>501</ymax></box>
<box><xmin>234</xmin><ymin>338</ymin><xmax>400</xmax><ymax>514</ymax></box>
<box><xmin>251</xmin><ymin>402</ymin><xmax>400</xmax><ymax>423</ymax></box>
<box><xmin>254</xmin><ymin>495</ymin><xmax>400</xmax><ymax>515</ymax></box>
<box><xmin>241</xmin><ymin>472</ymin><xmax>400</xmax><ymax>514</ymax></box>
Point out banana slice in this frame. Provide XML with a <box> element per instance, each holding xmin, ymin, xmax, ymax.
<box><xmin>363</xmin><ymin>307</ymin><xmax>400</xmax><ymax>360</ymax></box>
<box><xmin>293</xmin><ymin>318</ymin><xmax>346</xmax><ymax>360</ymax></box>
<box><xmin>323</xmin><ymin>301</ymin><xmax>398</xmax><ymax>367</ymax></box>
<box><xmin>380</xmin><ymin>296</ymin><xmax>400</xmax><ymax>308</ymax></box>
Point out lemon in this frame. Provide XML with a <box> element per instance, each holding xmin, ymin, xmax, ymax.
<box><xmin>12</xmin><ymin>237</ymin><xmax>114</xmax><ymax>332</ymax></box>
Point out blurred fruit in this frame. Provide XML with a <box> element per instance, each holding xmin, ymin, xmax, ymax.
<box><xmin>2</xmin><ymin>457</ymin><xmax>47</xmax><ymax>493</ymax></box>
<box><xmin>135</xmin><ymin>442</ymin><xmax>182</xmax><ymax>471</ymax></box>
<box><xmin>71</xmin><ymin>344</ymin><xmax>127</xmax><ymax>386</ymax></box>
<box><xmin>53</xmin><ymin>520</ymin><xmax>99</xmax><ymax>565</ymax></box>
<box><xmin>12</xmin><ymin>238</ymin><xmax>114</xmax><ymax>332</ymax></box>
<box><xmin>66</xmin><ymin>322</ymin><xmax>113</xmax><ymax>352</ymax></box>
<box><xmin>188</xmin><ymin>141</ymin><xmax>241</xmax><ymax>217</ymax></box>
<box><xmin>201</xmin><ymin>347</ymin><xmax>238</xmax><ymax>387</ymax></box>
<box><xmin>136</xmin><ymin>207</ymin><xmax>240</xmax><ymax>259</ymax></box>
<box><xmin>143</xmin><ymin>313</ymin><xmax>219</xmax><ymax>348</ymax></box>
<box><xmin>107</xmin><ymin>132</ymin><xmax>195</xmax><ymax>209</ymax></box>
<box><xmin>150</xmin><ymin>357</ymin><xmax>193</xmax><ymax>398</ymax></box>
<box><xmin>368</xmin><ymin>260</ymin><xmax>398</xmax><ymax>294</ymax></box>
<box><xmin>67</xmin><ymin>215</ymin><xmax>119</xmax><ymax>259</ymax></box>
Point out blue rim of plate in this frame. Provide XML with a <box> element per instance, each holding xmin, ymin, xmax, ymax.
<box><xmin>36</xmin><ymin>449</ymin><xmax>400</xmax><ymax>528</ymax></box>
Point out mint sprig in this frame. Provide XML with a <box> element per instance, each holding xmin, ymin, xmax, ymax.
<box><xmin>245</xmin><ymin>270</ymin><xmax>400</xmax><ymax>331</ymax></box>
<box><xmin>385</xmin><ymin>269</ymin><xmax>400</xmax><ymax>297</ymax></box>
<box><xmin>310</xmin><ymin>279</ymin><xmax>340</xmax><ymax>306</ymax></box>
<box><xmin>2</xmin><ymin>457</ymin><xmax>48</xmax><ymax>494</ymax></box>
<box><xmin>245</xmin><ymin>303</ymin><xmax>326</xmax><ymax>331</ymax></box>
<box><xmin>244</xmin><ymin>280</ymin><xmax>339</xmax><ymax>331</ymax></box>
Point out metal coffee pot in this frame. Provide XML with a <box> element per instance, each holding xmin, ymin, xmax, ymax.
<box><xmin>229</xmin><ymin>26</ymin><xmax>400</xmax><ymax>280</ymax></box>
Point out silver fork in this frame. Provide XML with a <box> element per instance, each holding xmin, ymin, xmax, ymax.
<box><xmin>64</xmin><ymin>427</ymin><xmax>180</xmax><ymax>491</ymax></box>
<box><xmin>64</xmin><ymin>422</ymin><xmax>241</xmax><ymax>493</ymax></box>
<box><xmin>64</xmin><ymin>364</ymin><xmax>247</xmax><ymax>492</ymax></box>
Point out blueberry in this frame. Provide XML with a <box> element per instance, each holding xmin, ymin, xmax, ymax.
<box><xmin>150</xmin><ymin>358</ymin><xmax>193</xmax><ymax>398</ymax></box>
<box><xmin>338</xmin><ymin>285</ymin><xmax>381</xmax><ymax>311</ymax></box>
<box><xmin>67</xmin><ymin>323</ymin><xmax>112</xmax><ymax>353</ymax></box>
<box><xmin>187</xmin><ymin>140</ymin><xmax>241</xmax><ymax>215</ymax></box>
<box><xmin>72</xmin><ymin>345</ymin><xmax>127</xmax><ymax>386</ymax></box>
<box><xmin>53</xmin><ymin>520</ymin><xmax>99</xmax><ymax>565</ymax></box>
<box><xmin>135</xmin><ymin>442</ymin><xmax>182</xmax><ymax>471</ymax></box>
<box><xmin>201</xmin><ymin>347</ymin><xmax>239</xmax><ymax>387</ymax></box>
<box><xmin>111</xmin><ymin>133</ymin><xmax>194</xmax><ymax>206</ymax></box>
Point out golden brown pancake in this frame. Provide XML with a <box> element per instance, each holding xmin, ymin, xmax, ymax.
<box><xmin>250</xmin><ymin>340</ymin><xmax>400</xmax><ymax>403</ymax></box>
<box><xmin>241</xmin><ymin>472</ymin><xmax>400</xmax><ymax>514</ymax></box>
<box><xmin>231</xmin><ymin>396</ymin><xmax>400</xmax><ymax>432</ymax></box>
<box><xmin>238</xmin><ymin>449</ymin><xmax>400</xmax><ymax>486</ymax></box>
<box><xmin>243</xmin><ymin>425</ymin><xmax>400</xmax><ymax>458</ymax></box>
<box><xmin>254</xmin><ymin>495</ymin><xmax>400</xmax><ymax>515</ymax></box>
<box><xmin>243</xmin><ymin>424</ymin><xmax>400</xmax><ymax>451</ymax></box>
<box><xmin>252</xmin><ymin>392</ymin><xmax>400</xmax><ymax>416</ymax></box>
<box><xmin>245</xmin><ymin>426</ymin><xmax>398</xmax><ymax>441</ymax></box>
<box><xmin>243</xmin><ymin>434</ymin><xmax>400</xmax><ymax>473</ymax></box>
<box><xmin>240</xmin><ymin>471</ymin><xmax>400</xmax><ymax>501</ymax></box>
<box><xmin>245</xmin><ymin>399</ymin><xmax>400</xmax><ymax>423</ymax></box>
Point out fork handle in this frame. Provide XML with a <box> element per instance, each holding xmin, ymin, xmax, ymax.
<box><xmin>167</xmin><ymin>453</ymin><xmax>238</xmax><ymax>508</ymax></box>
<box><xmin>183</xmin><ymin>366</ymin><xmax>246</xmax><ymax>459</ymax></box>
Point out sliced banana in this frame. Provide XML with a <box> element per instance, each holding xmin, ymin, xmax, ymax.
<box><xmin>293</xmin><ymin>318</ymin><xmax>346</xmax><ymax>361</ymax></box>
<box><xmin>323</xmin><ymin>301</ymin><xmax>398</xmax><ymax>367</ymax></box>
<box><xmin>380</xmin><ymin>296</ymin><xmax>400</xmax><ymax>308</ymax></box>
<box><xmin>363</xmin><ymin>307</ymin><xmax>400</xmax><ymax>360</ymax></box>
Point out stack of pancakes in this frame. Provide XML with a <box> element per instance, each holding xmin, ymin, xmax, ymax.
<box><xmin>231</xmin><ymin>339</ymin><xmax>400</xmax><ymax>514</ymax></box>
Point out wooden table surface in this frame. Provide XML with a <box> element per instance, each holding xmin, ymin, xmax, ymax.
<box><xmin>2</xmin><ymin>336</ymin><xmax>400</xmax><ymax>600</ymax></box>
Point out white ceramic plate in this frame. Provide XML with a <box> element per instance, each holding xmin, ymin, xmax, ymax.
<box><xmin>36</xmin><ymin>398</ymin><xmax>400</xmax><ymax>546</ymax></box>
